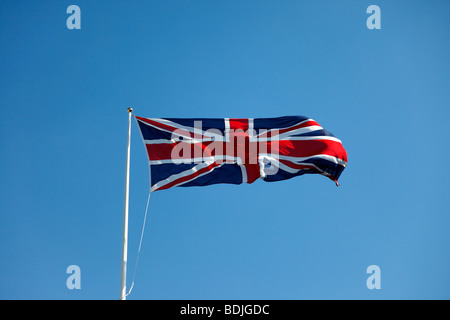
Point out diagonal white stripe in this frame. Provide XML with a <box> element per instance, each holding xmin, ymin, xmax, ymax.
<box><xmin>150</xmin><ymin>161</ymin><xmax>225</xmax><ymax>192</ymax></box>
<box><xmin>255</xmin><ymin>118</ymin><xmax>316</xmax><ymax>137</ymax></box>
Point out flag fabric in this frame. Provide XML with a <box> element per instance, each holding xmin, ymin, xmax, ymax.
<box><xmin>135</xmin><ymin>115</ymin><xmax>347</xmax><ymax>192</ymax></box>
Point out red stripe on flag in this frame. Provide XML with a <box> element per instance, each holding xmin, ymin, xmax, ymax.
<box><xmin>269</xmin><ymin>140</ymin><xmax>347</xmax><ymax>161</ymax></box>
<box><xmin>146</xmin><ymin>142</ymin><xmax>216</xmax><ymax>161</ymax></box>
<box><xmin>228</xmin><ymin>118</ymin><xmax>250</xmax><ymax>131</ymax></box>
<box><xmin>279</xmin><ymin>160</ymin><xmax>320</xmax><ymax>171</ymax></box>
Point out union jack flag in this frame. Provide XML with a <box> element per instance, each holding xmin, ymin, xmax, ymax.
<box><xmin>135</xmin><ymin>115</ymin><xmax>347</xmax><ymax>192</ymax></box>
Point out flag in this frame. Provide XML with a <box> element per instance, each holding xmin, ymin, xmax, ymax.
<box><xmin>135</xmin><ymin>115</ymin><xmax>347</xmax><ymax>192</ymax></box>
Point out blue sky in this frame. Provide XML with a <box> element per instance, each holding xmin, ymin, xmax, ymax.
<box><xmin>0</xmin><ymin>0</ymin><xmax>449</xmax><ymax>299</ymax></box>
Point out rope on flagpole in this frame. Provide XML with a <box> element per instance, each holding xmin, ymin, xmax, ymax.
<box><xmin>125</xmin><ymin>191</ymin><xmax>152</xmax><ymax>297</ymax></box>
<box><xmin>125</xmin><ymin>190</ymin><xmax>152</xmax><ymax>298</ymax></box>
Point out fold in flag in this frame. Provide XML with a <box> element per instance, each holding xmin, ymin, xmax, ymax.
<box><xmin>135</xmin><ymin>115</ymin><xmax>347</xmax><ymax>192</ymax></box>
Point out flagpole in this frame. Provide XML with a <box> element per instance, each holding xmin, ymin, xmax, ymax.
<box><xmin>119</xmin><ymin>107</ymin><xmax>133</xmax><ymax>300</ymax></box>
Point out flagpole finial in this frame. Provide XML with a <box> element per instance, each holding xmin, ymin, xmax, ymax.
<box><xmin>127</xmin><ymin>107</ymin><xmax>133</xmax><ymax>113</ymax></box>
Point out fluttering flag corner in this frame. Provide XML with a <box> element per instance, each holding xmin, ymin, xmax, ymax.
<box><xmin>134</xmin><ymin>115</ymin><xmax>347</xmax><ymax>192</ymax></box>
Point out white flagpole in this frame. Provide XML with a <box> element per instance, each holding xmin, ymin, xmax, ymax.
<box><xmin>119</xmin><ymin>107</ymin><xmax>133</xmax><ymax>300</ymax></box>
